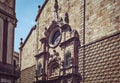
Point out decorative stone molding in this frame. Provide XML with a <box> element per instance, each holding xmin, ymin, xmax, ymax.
<box><xmin>0</xmin><ymin>12</ymin><xmax>17</xmax><ymax>26</ymax></box>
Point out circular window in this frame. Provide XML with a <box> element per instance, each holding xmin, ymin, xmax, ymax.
<box><xmin>49</xmin><ymin>27</ymin><xmax>61</xmax><ymax>48</ymax></box>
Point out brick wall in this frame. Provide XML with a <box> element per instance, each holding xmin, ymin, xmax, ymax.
<box><xmin>79</xmin><ymin>32</ymin><xmax>120</xmax><ymax>83</ymax></box>
<box><xmin>85</xmin><ymin>0</ymin><xmax>120</xmax><ymax>43</ymax></box>
<box><xmin>20</xmin><ymin>65</ymin><xmax>36</xmax><ymax>83</ymax></box>
<box><xmin>86</xmin><ymin>0</ymin><xmax>120</xmax><ymax>44</ymax></box>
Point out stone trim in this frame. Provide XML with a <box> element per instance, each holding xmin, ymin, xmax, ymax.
<box><xmin>60</xmin><ymin>37</ymin><xmax>79</xmax><ymax>47</ymax></box>
<box><xmin>35</xmin><ymin>52</ymin><xmax>49</xmax><ymax>58</ymax></box>
<box><xmin>79</xmin><ymin>31</ymin><xmax>120</xmax><ymax>48</ymax></box>
<box><xmin>0</xmin><ymin>12</ymin><xmax>17</xmax><ymax>26</ymax></box>
<box><xmin>0</xmin><ymin>8</ymin><xmax>16</xmax><ymax>20</ymax></box>
<box><xmin>40</xmin><ymin>38</ymin><xmax>47</xmax><ymax>43</ymax></box>
<box><xmin>61</xmin><ymin>65</ymin><xmax>78</xmax><ymax>71</ymax></box>
<box><xmin>21</xmin><ymin>65</ymin><xmax>35</xmax><ymax>71</ymax></box>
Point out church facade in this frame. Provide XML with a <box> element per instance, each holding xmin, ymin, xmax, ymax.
<box><xmin>0</xmin><ymin>0</ymin><xmax>18</xmax><ymax>83</ymax></box>
<box><xmin>20</xmin><ymin>0</ymin><xmax>120</xmax><ymax>83</ymax></box>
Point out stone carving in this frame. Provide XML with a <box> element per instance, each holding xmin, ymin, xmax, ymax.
<box><xmin>49</xmin><ymin>50</ymin><xmax>61</xmax><ymax>62</ymax></box>
<box><xmin>64</xmin><ymin>12</ymin><xmax>69</xmax><ymax>24</ymax></box>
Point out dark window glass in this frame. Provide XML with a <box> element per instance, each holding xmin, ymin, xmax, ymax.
<box><xmin>51</xmin><ymin>30</ymin><xmax>60</xmax><ymax>44</ymax></box>
<box><xmin>37</xmin><ymin>63</ymin><xmax>42</xmax><ymax>76</ymax></box>
<box><xmin>65</xmin><ymin>51</ymin><xmax>71</xmax><ymax>68</ymax></box>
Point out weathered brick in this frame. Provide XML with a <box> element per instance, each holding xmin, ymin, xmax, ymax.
<box><xmin>79</xmin><ymin>33</ymin><xmax>120</xmax><ymax>82</ymax></box>
<box><xmin>20</xmin><ymin>66</ymin><xmax>35</xmax><ymax>83</ymax></box>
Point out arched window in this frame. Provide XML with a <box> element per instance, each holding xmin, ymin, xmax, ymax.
<box><xmin>64</xmin><ymin>51</ymin><xmax>71</xmax><ymax>68</ymax></box>
<box><xmin>37</xmin><ymin>63</ymin><xmax>42</xmax><ymax>76</ymax></box>
<box><xmin>48</xmin><ymin>27</ymin><xmax>61</xmax><ymax>48</ymax></box>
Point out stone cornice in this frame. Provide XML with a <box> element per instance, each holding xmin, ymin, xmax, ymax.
<box><xmin>35</xmin><ymin>51</ymin><xmax>49</xmax><ymax>58</ymax></box>
<box><xmin>79</xmin><ymin>31</ymin><xmax>120</xmax><ymax>48</ymax></box>
<box><xmin>59</xmin><ymin>37</ymin><xmax>79</xmax><ymax>48</ymax></box>
<box><xmin>0</xmin><ymin>9</ymin><xmax>17</xmax><ymax>25</ymax></box>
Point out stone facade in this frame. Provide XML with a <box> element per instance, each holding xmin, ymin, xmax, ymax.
<box><xmin>20</xmin><ymin>66</ymin><xmax>36</xmax><ymax>83</ymax></box>
<box><xmin>20</xmin><ymin>0</ymin><xmax>120</xmax><ymax>83</ymax></box>
<box><xmin>20</xmin><ymin>26</ymin><xmax>37</xmax><ymax>83</ymax></box>
<box><xmin>20</xmin><ymin>26</ymin><xmax>36</xmax><ymax>70</ymax></box>
<box><xmin>0</xmin><ymin>0</ymin><xmax>18</xmax><ymax>83</ymax></box>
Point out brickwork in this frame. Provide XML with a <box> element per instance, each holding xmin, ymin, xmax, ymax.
<box><xmin>20</xmin><ymin>65</ymin><xmax>36</xmax><ymax>83</ymax></box>
<box><xmin>78</xmin><ymin>33</ymin><xmax>120</xmax><ymax>83</ymax></box>
<box><xmin>86</xmin><ymin>0</ymin><xmax>120</xmax><ymax>44</ymax></box>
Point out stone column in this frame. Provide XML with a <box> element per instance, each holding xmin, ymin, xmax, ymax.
<box><xmin>0</xmin><ymin>17</ymin><xmax>3</xmax><ymax>62</ymax></box>
<box><xmin>7</xmin><ymin>22</ymin><xmax>14</xmax><ymax>64</ymax></box>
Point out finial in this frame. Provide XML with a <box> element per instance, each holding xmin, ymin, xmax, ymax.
<box><xmin>38</xmin><ymin>5</ymin><xmax>41</xmax><ymax>9</ymax></box>
<box><xmin>20</xmin><ymin>38</ymin><xmax>23</xmax><ymax>42</ymax></box>
<box><xmin>20</xmin><ymin>38</ymin><xmax>23</xmax><ymax>46</ymax></box>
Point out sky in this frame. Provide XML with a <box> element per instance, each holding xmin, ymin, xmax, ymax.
<box><xmin>14</xmin><ymin>0</ymin><xmax>44</xmax><ymax>52</ymax></box>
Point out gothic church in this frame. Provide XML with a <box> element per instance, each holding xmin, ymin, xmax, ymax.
<box><xmin>20</xmin><ymin>0</ymin><xmax>120</xmax><ymax>83</ymax></box>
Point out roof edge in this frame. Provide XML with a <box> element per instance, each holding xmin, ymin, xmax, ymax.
<box><xmin>20</xmin><ymin>25</ymin><xmax>36</xmax><ymax>49</ymax></box>
<box><xmin>35</xmin><ymin>0</ymin><xmax>48</xmax><ymax>21</ymax></box>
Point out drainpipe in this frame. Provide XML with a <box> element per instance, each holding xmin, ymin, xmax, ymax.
<box><xmin>83</xmin><ymin>0</ymin><xmax>86</xmax><ymax>83</ymax></box>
